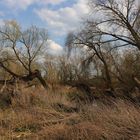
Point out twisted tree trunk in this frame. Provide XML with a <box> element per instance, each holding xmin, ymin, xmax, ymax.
<box><xmin>0</xmin><ymin>62</ymin><xmax>48</xmax><ymax>89</ymax></box>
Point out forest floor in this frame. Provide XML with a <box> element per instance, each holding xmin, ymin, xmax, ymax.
<box><xmin>0</xmin><ymin>85</ymin><xmax>140</xmax><ymax>140</ymax></box>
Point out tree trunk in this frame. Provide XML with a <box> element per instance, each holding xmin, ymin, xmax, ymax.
<box><xmin>103</xmin><ymin>60</ymin><xmax>114</xmax><ymax>92</ymax></box>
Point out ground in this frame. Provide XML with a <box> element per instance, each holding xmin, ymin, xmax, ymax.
<box><xmin>0</xmin><ymin>85</ymin><xmax>140</xmax><ymax>140</ymax></box>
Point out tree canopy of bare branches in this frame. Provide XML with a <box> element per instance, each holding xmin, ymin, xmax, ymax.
<box><xmin>88</xmin><ymin>0</ymin><xmax>140</xmax><ymax>50</ymax></box>
<box><xmin>0</xmin><ymin>21</ymin><xmax>48</xmax><ymax>89</ymax></box>
<box><xmin>65</xmin><ymin>0</ymin><xmax>140</xmax><ymax>93</ymax></box>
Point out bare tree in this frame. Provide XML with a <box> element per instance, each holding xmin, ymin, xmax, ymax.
<box><xmin>0</xmin><ymin>21</ymin><xmax>48</xmax><ymax>89</ymax></box>
<box><xmin>88</xmin><ymin>0</ymin><xmax>140</xmax><ymax>50</ymax></box>
<box><xmin>66</xmin><ymin>28</ymin><xmax>116</xmax><ymax>90</ymax></box>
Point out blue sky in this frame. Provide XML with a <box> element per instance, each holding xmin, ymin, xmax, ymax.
<box><xmin>0</xmin><ymin>0</ymin><xmax>89</xmax><ymax>52</ymax></box>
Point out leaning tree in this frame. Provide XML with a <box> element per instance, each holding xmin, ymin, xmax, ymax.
<box><xmin>0</xmin><ymin>20</ymin><xmax>48</xmax><ymax>89</ymax></box>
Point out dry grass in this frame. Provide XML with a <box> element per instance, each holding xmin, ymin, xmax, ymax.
<box><xmin>0</xmin><ymin>85</ymin><xmax>140</xmax><ymax>140</ymax></box>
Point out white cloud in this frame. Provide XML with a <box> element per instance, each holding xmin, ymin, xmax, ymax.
<box><xmin>1</xmin><ymin>0</ymin><xmax>66</xmax><ymax>10</ymax></box>
<box><xmin>0</xmin><ymin>0</ymin><xmax>89</xmax><ymax>38</ymax></box>
<box><xmin>35</xmin><ymin>0</ymin><xmax>89</xmax><ymax>36</ymax></box>
<box><xmin>40</xmin><ymin>0</ymin><xmax>66</xmax><ymax>5</ymax></box>
<box><xmin>1</xmin><ymin>0</ymin><xmax>35</xmax><ymax>10</ymax></box>
<box><xmin>47</xmin><ymin>40</ymin><xmax>63</xmax><ymax>55</ymax></box>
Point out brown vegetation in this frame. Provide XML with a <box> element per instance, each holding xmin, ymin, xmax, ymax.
<box><xmin>0</xmin><ymin>85</ymin><xmax>140</xmax><ymax>140</ymax></box>
<box><xmin>0</xmin><ymin>0</ymin><xmax>139</xmax><ymax>139</ymax></box>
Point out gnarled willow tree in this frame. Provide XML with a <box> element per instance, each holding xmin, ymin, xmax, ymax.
<box><xmin>0</xmin><ymin>21</ymin><xmax>48</xmax><ymax>89</ymax></box>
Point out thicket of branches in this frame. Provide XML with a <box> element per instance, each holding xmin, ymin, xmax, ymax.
<box><xmin>0</xmin><ymin>21</ymin><xmax>48</xmax><ymax>89</ymax></box>
<box><xmin>0</xmin><ymin>0</ymin><xmax>139</xmax><ymax>99</ymax></box>
<box><xmin>65</xmin><ymin>0</ymin><xmax>140</xmax><ymax>97</ymax></box>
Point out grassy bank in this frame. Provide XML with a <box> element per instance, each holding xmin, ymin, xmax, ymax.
<box><xmin>0</xmin><ymin>85</ymin><xmax>140</xmax><ymax>140</ymax></box>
